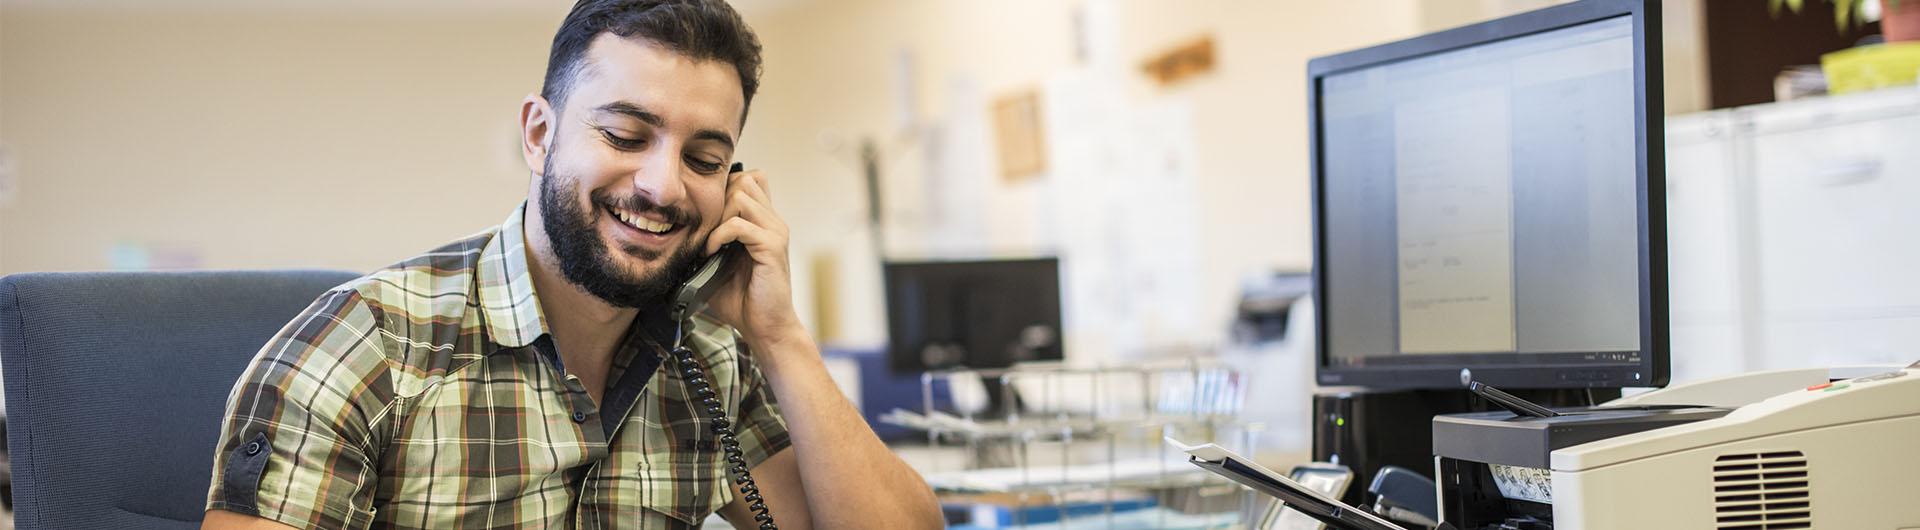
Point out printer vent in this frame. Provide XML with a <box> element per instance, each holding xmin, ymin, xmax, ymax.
<box><xmin>1712</xmin><ymin>451</ymin><xmax>1811</xmax><ymax>530</ymax></box>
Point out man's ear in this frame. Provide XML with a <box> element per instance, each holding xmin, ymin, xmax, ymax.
<box><xmin>520</xmin><ymin>94</ymin><xmax>555</xmax><ymax>176</ymax></box>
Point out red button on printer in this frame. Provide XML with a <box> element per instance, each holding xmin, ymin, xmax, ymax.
<box><xmin>1807</xmin><ymin>382</ymin><xmax>1833</xmax><ymax>391</ymax></box>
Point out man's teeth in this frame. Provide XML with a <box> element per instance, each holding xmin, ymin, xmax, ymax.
<box><xmin>613</xmin><ymin>209</ymin><xmax>674</xmax><ymax>234</ymax></box>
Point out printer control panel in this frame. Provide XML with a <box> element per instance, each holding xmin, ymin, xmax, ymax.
<box><xmin>1806</xmin><ymin>369</ymin><xmax>1907</xmax><ymax>393</ymax></box>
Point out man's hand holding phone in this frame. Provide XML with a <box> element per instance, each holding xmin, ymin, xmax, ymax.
<box><xmin>701</xmin><ymin>163</ymin><xmax>809</xmax><ymax>354</ymax></box>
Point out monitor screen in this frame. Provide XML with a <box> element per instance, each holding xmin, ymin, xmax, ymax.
<box><xmin>1312</xmin><ymin>1</ymin><xmax>1665</xmax><ymax>389</ymax></box>
<box><xmin>883</xmin><ymin>258</ymin><xmax>1063</xmax><ymax>374</ymax></box>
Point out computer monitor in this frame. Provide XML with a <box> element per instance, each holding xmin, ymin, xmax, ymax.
<box><xmin>1309</xmin><ymin>0</ymin><xmax>1666</xmax><ymax>390</ymax></box>
<box><xmin>883</xmin><ymin>258</ymin><xmax>1064</xmax><ymax>374</ymax></box>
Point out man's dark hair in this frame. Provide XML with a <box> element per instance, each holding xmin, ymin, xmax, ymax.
<box><xmin>541</xmin><ymin>0</ymin><xmax>763</xmax><ymax>116</ymax></box>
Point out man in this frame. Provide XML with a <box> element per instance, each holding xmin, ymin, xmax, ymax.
<box><xmin>201</xmin><ymin>1</ymin><xmax>943</xmax><ymax>528</ymax></box>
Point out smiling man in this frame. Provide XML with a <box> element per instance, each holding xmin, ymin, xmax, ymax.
<box><xmin>199</xmin><ymin>1</ymin><xmax>942</xmax><ymax>529</ymax></box>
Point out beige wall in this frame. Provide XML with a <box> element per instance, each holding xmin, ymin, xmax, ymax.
<box><xmin>0</xmin><ymin>7</ymin><xmax>566</xmax><ymax>274</ymax></box>
<box><xmin>745</xmin><ymin>0</ymin><xmax>1432</xmax><ymax>351</ymax></box>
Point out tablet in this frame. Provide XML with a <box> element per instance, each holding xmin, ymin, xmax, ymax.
<box><xmin>1264</xmin><ymin>463</ymin><xmax>1356</xmax><ymax>530</ymax></box>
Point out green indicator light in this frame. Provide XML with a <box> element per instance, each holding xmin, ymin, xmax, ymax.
<box><xmin>1336</xmin><ymin>417</ymin><xmax>1346</xmax><ymax>427</ymax></box>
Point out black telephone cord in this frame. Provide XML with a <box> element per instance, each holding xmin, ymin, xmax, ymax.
<box><xmin>672</xmin><ymin>341</ymin><xmax>777</xmax><ymax>530</ymax></box>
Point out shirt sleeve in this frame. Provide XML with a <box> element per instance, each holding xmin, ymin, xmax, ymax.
<box><xmin>727</xmin><ymin>337</ymin><xmax>792</xmax><ymax>470</ymax></box>
<box><xmin>205</xmin><ymin>288</ymin><xmax>396</xmax><ymax>530</ymax></box>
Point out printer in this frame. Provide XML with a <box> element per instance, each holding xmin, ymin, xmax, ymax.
<box><xmin>1434</xmin><ymin>363</ymin><xmax>1920</xmax><ymax>530</ymax></box>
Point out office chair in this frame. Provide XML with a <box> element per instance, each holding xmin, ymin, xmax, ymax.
<box><xmin>0</xmin><ymin>270</ymin><xmax>359</xmax><ymax>529</ymax></box>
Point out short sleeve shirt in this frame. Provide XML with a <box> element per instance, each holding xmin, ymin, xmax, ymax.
<box><xmin>205</xmin><ymin>203</ymin><xmax>790</xmax><ymax>529</ymax></box>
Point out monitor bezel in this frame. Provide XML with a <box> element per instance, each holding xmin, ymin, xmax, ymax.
<box><xmin>1308</xmin><ymin>0</ymin><xmax>1667</xmax><ymax>390</ymax></box>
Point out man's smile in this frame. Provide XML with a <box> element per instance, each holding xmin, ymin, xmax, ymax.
<box><xmin>599</xmin><ymin>202</ymin><xmax>691</xmax><ymax>256</ymax></box>
<box><xmin>604</xmin><ymin>203</ymin><xmax>677</xmax><ymax>234</ymax></box>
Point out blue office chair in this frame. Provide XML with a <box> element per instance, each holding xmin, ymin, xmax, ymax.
<box><xmin>0</xmin><ymin>270</ymin><xmax>359</xmax><ymax>530</ymax></box>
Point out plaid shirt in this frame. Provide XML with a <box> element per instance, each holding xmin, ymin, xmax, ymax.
<box><xmin>206</xmin><ymin>204</ymin><xmax>790</xmax><ymax>529</ymax></box>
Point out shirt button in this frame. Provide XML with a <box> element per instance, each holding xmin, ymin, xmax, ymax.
<box><xmin>572</xmin><ymin>411</ymin><xmax>588</xmax><ymax>423</ymax></box>
<box><xmin>245</xmin><ymin>440</ymin><xmax>264</xmax><ymax>456</ymax></box>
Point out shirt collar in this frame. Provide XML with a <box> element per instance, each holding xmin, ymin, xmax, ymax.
<box><xmin>477</xmin><ymin>202</ymin><xmax>549</xmax><ymax>349</ymax></box>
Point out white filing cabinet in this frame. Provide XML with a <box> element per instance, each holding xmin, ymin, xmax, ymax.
<box><xmin>1664</xmin><ymin>112</ymin><xmax>1747</xmax><ymax>382</ymax></box>
<box><xmin>1665</xmin><ymin>88</ymin><xmax>1920</xmax><ymax>383</ymax></box>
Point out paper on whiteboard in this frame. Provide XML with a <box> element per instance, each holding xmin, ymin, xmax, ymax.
<box><xmin>1045</xmin><ymin>70</ymin><xmax>1207</xmax><ymax>360</ymax></box>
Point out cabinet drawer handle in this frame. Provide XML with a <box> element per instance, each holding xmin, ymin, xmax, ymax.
<box><xmin>1813</xmin><ymin>158</ymin><xmax>1882</xmax><ymax>187</ymax></box>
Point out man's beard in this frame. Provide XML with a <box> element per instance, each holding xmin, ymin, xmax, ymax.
<box><xmin>538</xmin><ymin>152</ymin><xmax>706</xmax><ymax>309</ymax></box>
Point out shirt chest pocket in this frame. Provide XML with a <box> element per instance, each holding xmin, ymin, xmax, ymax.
<box><xmin>623</xmin><ymin>380</ymin><xmax>739</xmax><ymax>525</ymax></box>
<box><xmin>630</xmin><ymin>449</ymin><xmax>732</xmax><ymax>525</ymax></box>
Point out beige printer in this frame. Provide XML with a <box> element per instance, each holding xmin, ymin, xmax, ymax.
<box><xmin>1436</xmin><ymin>364</ymin><xmax>1920</xmax><ymax>530</ymax></box>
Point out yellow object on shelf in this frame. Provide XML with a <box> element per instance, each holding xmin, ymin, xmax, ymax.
<box><xmin>1822</xmin><ymin>42</ymin><xmax>1920</xmax><ymax>94</ymax></box>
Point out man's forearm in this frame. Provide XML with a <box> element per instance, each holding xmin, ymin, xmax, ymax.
<box><xmin>752</xmin><ymin>331</ymin><xmax>943</xmax><ymax>529</ymax></box>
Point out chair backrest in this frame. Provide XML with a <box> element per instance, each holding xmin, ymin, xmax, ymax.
<box><xmin>0</xmin><ymin>270</ymin><xmax>359</xmax><ymax>530</ymax></box>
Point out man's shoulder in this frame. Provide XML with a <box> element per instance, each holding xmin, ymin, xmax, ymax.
<box><xmin>281</xmin><ymin>230</ymin><xmax>503</xmax><ymax>381</ymax></box>
<box><xmin>350</xmin><ymin>230</ymin><xmax>496</xmax><ymax>319</ymax></box>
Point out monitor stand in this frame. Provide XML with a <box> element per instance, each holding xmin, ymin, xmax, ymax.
<box><xmin>1310</xmin><ymin>387</ymin><xmax>1615</xmax><ymax>507</ymax></box>
<box><xmin>962</xmin><ymin>376</ymin><xmax>1030</xmax><ymax>469</ymax></box>
<box><xmin>978</xmin><ymin>376</ymin><xmax>1026</xmax><ymax>420</ymax></box>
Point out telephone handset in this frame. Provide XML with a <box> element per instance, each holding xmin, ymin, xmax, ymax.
<box><xmin>669</xmin><ymin>240</ymin><xmax>743</xmax><ymax>325</ymax></box>
<box><xmin>668</xmin><ymin>161</ymin><xmax>777</xmax><ymax>530</ymax></box>
<box><xmin>668</xmin><ymin>160</ymin><xmax>748</xmax><ymax>324</ymax></box>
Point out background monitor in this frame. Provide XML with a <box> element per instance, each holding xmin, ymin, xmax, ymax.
<box><xmin>1309</xmin><ymin>0</ymin><xmax>1667</xmax><ymax>390</ymax></box>
<box><xmin>883</xmin><ymin>258</ymin><xmax>1064</xmax><ymax>374</ymax></box>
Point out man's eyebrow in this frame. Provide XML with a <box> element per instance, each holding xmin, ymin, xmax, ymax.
<box><xmin>689</xmin><ymin>129</ymin><xmax>735</xmax><ymax>150</ymax></box>
<box><xmin>594</xmin><ymin>101</ymin><xmax>664</xmax><ymax>128</ymax></box>
<box><xmin>593</xmin><ymin>101</ymin><xmax>735</xmax><ymax>149</ymax></box>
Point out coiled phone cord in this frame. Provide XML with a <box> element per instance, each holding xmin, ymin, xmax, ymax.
<box><xmin>672</xmin><ymin>318</ymin><xmax>777</xmax><ymax>530</ymax></box>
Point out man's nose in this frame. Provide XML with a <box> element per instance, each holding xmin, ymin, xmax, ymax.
<box><xmin>630</xmin><ymin>149</ymin><xmax>687</xmax><ymax>207</ymax></box>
